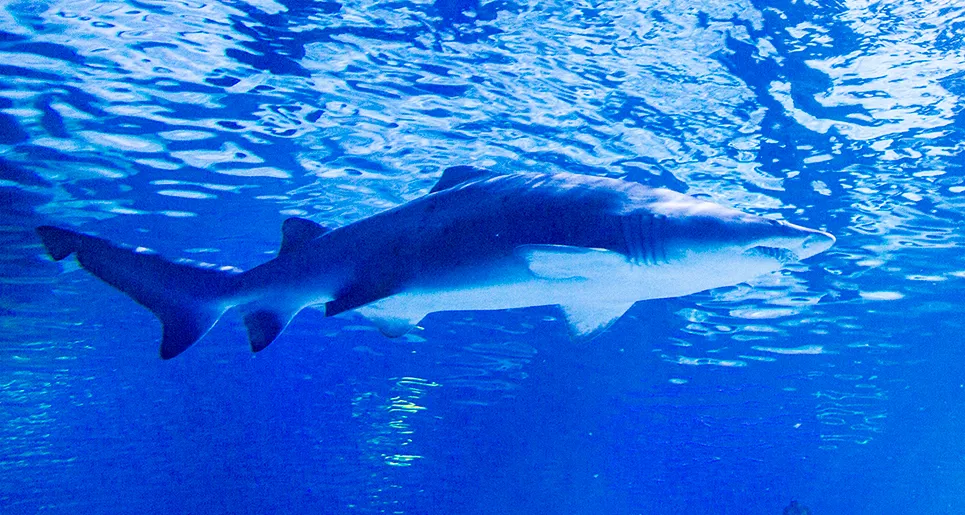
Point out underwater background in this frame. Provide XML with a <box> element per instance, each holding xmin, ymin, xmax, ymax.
<box><xmin>2</xmin><ymin>0</ymin><xmax>964</xmax><ymax>513</ymax></box>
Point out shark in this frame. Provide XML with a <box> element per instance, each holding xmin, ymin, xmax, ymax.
<box><xmin>36</xmin><ymin>167</ymin><xmax>835</xmax><ymax>359</ymax></box>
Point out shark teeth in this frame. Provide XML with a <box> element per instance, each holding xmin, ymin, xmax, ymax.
<box><xmin>746</xmin><ymin>246</ymin><xmax>798</xmax><ymax>263</ymax></box>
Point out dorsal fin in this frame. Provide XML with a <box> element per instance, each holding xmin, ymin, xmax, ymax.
<box><xmin>279</xmin><ymin>217</ymin><xmax>330</xmax><ymax>256</ymax></box>
<box><xmin>429</xmin><ymin>166</ymin><xmax>498</xmax><ymax>193</ymax></box>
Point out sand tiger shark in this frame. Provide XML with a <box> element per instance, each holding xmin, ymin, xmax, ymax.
<box><xmin>37</xmin><ymin>168</ymin><xmax>835</xmax><ymax>359</ymax></box>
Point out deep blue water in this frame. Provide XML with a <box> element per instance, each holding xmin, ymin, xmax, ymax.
<box><xmin>2</xmin><ymin>0</ymin><xmax>965</xmax><ymax>513</ymax></box>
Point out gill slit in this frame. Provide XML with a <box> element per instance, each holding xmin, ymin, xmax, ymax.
<box><xmin>622</xmin><ymin>213</ymin><xmax>641</xmax><ymax>265</ymax></box>
<box><xmin>656</xmin><ymin>215</ymin><xmax>666</xmax><ymax>264</ymax></box>
<box><xmin>644</xmin><ymin>214</ymin><xmax>655</xmax><ymax>265</ymax></box>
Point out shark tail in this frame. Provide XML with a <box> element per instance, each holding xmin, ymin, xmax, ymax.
<box><xmin>37</xmin><ymin>226</ymin><xmax>241</xmax><ymax>359</ymax></box>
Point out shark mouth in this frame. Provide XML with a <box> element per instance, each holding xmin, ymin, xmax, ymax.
<box><xmin>745</xmin><ymin>246</ymin><xmax>799</xmax><ymax>264</ymax></box>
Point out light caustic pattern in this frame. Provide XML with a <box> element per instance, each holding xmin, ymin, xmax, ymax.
<box><xmin>1</xmin><ymin>0</ymin><xmax>964</xmax><ymax>475</ymax></box>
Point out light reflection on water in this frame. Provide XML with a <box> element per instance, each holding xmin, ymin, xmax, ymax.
<box><xmin>1</xmin><ymin>0</ymin><xmax>965</xmax><ymax>511</ymax></box>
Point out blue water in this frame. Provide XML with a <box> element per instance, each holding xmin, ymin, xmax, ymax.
<box><xmin>2</xmin><ymin>0</ymin><xmax>964</xmax><ymax>513</ymax></box>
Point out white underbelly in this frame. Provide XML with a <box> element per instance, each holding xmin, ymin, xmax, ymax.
<box><xmin>360</xmin><ymin>262</ymin><xmax>734</xmax><ymax>321</ymax></box>
<box><xmin>352</xmin><ymin>251</ymin><xmax>776</xmax><ymax>336</ymax></box>
<box><xmin>372</xmin><ymin>277</ymin><xmax>598</xmax><ymax>316</ymax></box>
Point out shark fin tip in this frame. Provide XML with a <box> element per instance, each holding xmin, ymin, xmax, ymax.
<box><xmin>279</xmin><ymin>217</ymin><xmax>330</xmax><ymax>256</ymax></box>
<box><xmin>429</xmin><ymin>166</ymin><xmax>497</xmax><ymax>193</ymax></box>
<box><xmin>36</xmin><ymin>226</ymin><xmax>83</xmax><ymax>261</ymax></box>
<box><xmin>244</xmin><ymin>308</ymin><xmax>297</xmax><ymax>352</ymax></box>
<box><xmin>159</xmin><ymin>308</ymin><xmax>218</xmax><ymax>359</ymax></box>
<box><xmin>559</xmin><ymin>303</ymin><xmax>633</xmax><ymax>342</ymax></box>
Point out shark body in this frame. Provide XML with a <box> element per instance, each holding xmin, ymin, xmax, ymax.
<box><xmin>37</xmin><ymin>168</ymin><xmax>835</xmax><ymax>359</ymax></box>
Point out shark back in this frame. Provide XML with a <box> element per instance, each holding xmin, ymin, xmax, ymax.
<box><xmin>319</xmin><ymin>171</ymin><xmax>663</xmax><ymax>316</ymax></box>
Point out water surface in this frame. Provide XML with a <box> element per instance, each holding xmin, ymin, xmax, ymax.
<box><xmin>2</xmin><ymin>0</ymin><xmax>964</xmax><ymax>513</ymax></box>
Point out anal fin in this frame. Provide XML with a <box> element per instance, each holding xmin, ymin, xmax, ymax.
<box><xmin>242</xmin><ymin>306</ymin><xmax>299</xmax><ymax>352</ymax></box>
<box><xmin>559</xmin><ymin>303</ymin><xmax>633</xmax><ymax>341</ymax></box>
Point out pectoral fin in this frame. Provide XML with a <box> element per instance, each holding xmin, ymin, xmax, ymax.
<box><xmin>559</xmin><ymin>303</ymin><xmax>633</xmax><ymax>341</ymax></box>
<box><xmin>516</xmin><ymin>245</ymin><xmax>630</xmax><ymax>280</ymax></box>
<box><xmin>325</xmin><ymin>282</ymin><xmax>398</xmax><ymax>317</ymax></box>
<box><xmin>356</xmin><ymin>306</ymin><xmax>425</xmax><ymax>338</ymax></box>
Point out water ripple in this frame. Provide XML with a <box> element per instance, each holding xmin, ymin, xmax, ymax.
<box><xmin>2</xmin><ymin>2</ymin><xmax>965</xmax><ymax>509</ymax></box>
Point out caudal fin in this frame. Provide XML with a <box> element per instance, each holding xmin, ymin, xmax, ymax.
<box><xmin>37</xmin><ymin>226</ymin><xmax>239</xmax><ymax>359</ymax></box>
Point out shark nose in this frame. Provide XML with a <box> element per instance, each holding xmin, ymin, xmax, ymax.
<box><xmin>800</xmin><ymin>230</ymin><xmax>835</xmax><ymax>258</ymax></box>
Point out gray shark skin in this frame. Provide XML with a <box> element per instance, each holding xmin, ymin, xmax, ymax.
<box><xmin>37</xmin><ymin>168</ymin><xmax>835</xmax><ymax>359</ymax></box>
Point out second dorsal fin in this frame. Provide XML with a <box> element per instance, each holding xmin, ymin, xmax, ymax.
<box><xmin>279</xmin><ymin>217</ymin><xmax>330</xmax><ymax>256</ymax></box>
<box><xmin>429</xmin><ymin>166</ymin><xmax>499</xmax><ymax>193</ymax></box>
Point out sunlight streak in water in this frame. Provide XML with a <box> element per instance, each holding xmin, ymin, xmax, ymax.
<box><xmin>751</xmin><ymin>344</ymin><xmax>827</xmax><ymax>355</ymax></box>
<box><xmin>354</xmin><ymin>377</ymin><xmax>440</xmax><ymax>469</ymax></box>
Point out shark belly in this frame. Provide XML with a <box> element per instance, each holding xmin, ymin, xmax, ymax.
<box><xmin>366</xmin><ymin>276</ymin><xmax>587</xmax><ymax>318</ymax></box>
<box><xmin>357</xmin><ymin>272</ymin><xmax>630</xmax><ymax>338</ymax></box>
<box><xmin>354</xmin><ymin>247</ymin><xmax>782</xmax><ymax>339</ymax></box>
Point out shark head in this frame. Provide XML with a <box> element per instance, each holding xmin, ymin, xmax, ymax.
<box><xmin>736</xmin><ymin>217</ymin><xmax>836</xmax><ymax>263</ymax></box>
<box><xmin>634</xmin><ymin>195</ymin><xmax>836</xmax><ymax>294</ymax></box>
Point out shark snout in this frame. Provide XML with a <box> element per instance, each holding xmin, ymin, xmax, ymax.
<box><xmin>802</xmin><ymin>231</ymin><xmax>835</xmax><ymax>253</ymax></box>
<box><xmin>786</xmin><ymin>224</ymin><xmax>835</xmax><ymax>260</ymax></box>
<box><xmin>742</xmin><ymin>220</ymin><xmax>835</xmax><ymax>263</ymax></box>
